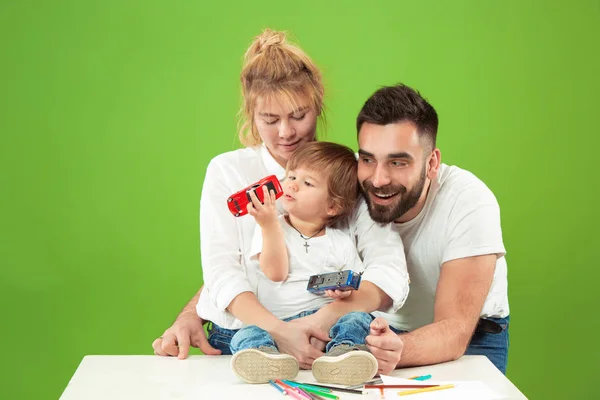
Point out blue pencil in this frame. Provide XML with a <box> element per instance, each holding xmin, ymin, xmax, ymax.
<box><xmin>413</xmin><ymin>374</ymin><xmax>432</xmax><ymax>381</ymax></box>
<box><xmin>269</xmin><ymin>380</ymin><xmax>287</xmax><ymax>395</ymax></box>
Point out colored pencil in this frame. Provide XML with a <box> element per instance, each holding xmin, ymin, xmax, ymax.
<box><xmin>284</xmin><ymin>388</ymin><xmax>306</xmax><ymax>400</ymax></box>
<box><xmin>365</xmin><ymin>384</ymin><xmax>439</xmax><ymax>389</ymax></box>
<box><xmin>269</xmin><ymin>380</ymin><xmax>286</xmax><ymax>395</ymax></box>
<box><xmin>346</xmin><ymin>377</ymin><xmax>383</xmax><ymax>389</ymax></box>
<box><xmin>293</xmin><ymin>387</ymin><xmax>312</xmax><ymax>400</ymax></box>
<box><xmin>398</xmin><ymin>384</ymin><xmax>455</xmax><ymax>396</ymax></box>
<box><xmin>298</xmin><ymin>382</ymin><xmax>362</xmax><ymax>394</ymax></box>
<box><xmin>282</xmin><ymin>380</ymin><xmax>332</xmax><ymax>392</ymax></box>
<box><xmin>297</xmin><ymin>387</ymin><xmax>338</xmax><ymax>400</ymax></box>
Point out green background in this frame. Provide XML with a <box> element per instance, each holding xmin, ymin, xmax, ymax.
<box><xmin>1</xmin><ymin>1</ymin><xmax>599</xmax><ymax>398</ymax></box>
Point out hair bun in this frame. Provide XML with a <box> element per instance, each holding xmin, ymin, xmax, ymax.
<box><xmin>244</xmin><ymin>29</ymin><xmax>287</xmax><ymax>61</ymax></box>
<box><xmin>256</xmin><ymin>29</ymin><xmax>286</xmax><ymax>50</ymax></box>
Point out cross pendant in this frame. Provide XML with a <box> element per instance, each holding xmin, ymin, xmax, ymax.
<box><xmin>303</xmin><ymin>241</ymin><xmax>310</xmax><ymax>253</ymax></box>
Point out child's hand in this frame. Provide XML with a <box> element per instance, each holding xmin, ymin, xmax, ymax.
<box><xmin>247</xmin><ymin>185</ymin><xmax>278</xmax><ymax>228</ymax></box>
<box><xmin>324</xmin><ymin>289</ymin><xmax>353</xmax><ymax>300</ymax></box>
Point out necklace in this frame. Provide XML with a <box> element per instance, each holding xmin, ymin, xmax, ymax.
<box><xmin>285</xmin><ymin>216</ymin><xmax>325</xmax><ymax>253</ymax></box>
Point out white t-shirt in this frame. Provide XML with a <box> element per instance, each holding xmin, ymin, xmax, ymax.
<box><xmin>373</xmin><ymin>164</ymin><xmax>509</xmax><ymax>331</ymax></box>
<box><xmin>196</xmin><ymin>145</ymin><xmax>409</xmax><ymax>329</ymax></box>
<box><xmin>249</xmin><ymin>215</ymin><xmax>364</xmax><ymax>320</ymax></box>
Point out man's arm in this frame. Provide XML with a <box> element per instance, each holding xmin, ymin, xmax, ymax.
<box><xmin>152</xmin><ymin>287</ymin><xmax>222</xmax><ymax>359</ymax></box>
<box><xmin>366</xmin><ymin>254</ymin><xmax>496</xmax><ymax>371</ymax></box>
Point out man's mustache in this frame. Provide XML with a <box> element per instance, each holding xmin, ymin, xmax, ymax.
<box><xmin>361</xmin><ymin>180</ymin><xmax>407</xmax><ymax>196</ymax></box>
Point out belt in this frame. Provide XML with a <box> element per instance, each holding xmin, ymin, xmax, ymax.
<box><xmin>475</xmin><ymin>318</ymin><xmax>505</xmax><ymax>334</ymax></box>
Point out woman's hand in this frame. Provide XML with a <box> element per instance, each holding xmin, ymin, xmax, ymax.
<box><xmin>269</xmin><ymin>320</ymin><xmax>330</xmax><ymax>369</ymax></box>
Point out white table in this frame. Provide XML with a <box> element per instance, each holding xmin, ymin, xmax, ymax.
<box><xmin>60</xmin><ymin>355</ymin><xmax>527</xmax><ymax>399</ymax></box>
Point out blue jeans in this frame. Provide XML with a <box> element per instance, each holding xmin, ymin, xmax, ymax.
<box><xmin>207</xmin><ymin>310</ymin><xmax>372</xmax><ymax>355</ymax></box>
<box><xmin>464</xmin><ymin>316</ymin><xmax>510</xmax><ymax>374</ymax></box>
<box><xmin>388</xmin><ymin>315</ymin><xmax>510</xmax><ymax>374</ymax></box>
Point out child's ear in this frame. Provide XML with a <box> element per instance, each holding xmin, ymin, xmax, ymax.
<box><xmin>326</xmin><ymin>202</ymin><xmax>341</xmax><ymax>217</ymax></box>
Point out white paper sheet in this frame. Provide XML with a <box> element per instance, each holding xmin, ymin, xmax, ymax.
<box><xmin>361</xmin><ymin>376</ymin><xmax>504</xmax><ymax>400</ymax></box>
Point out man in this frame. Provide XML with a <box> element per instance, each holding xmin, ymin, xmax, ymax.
<box><xmin>153</xmin><ymin>84</ymin><xmax>510</xmax><ymax>374</ymax></box>
<box><xmin>358</xmin><ymin>84</ymin><xmax>509</xmax><ymax>373</ymax></box>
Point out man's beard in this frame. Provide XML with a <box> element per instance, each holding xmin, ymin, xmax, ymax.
<box><xmin>360</xmin><ymin>164</ymin><xmax>427</xmax><ymax>224</ymax></box>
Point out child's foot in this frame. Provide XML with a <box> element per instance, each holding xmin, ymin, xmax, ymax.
<box><xmin>311</xmin><ymin>344</ymin><xmax>378</xmax><ymax>385</ymax></box>
<box><xmin>231</xmin><ymin>346</ymin><xmax>299</xmax><ymax>384</ymax></box>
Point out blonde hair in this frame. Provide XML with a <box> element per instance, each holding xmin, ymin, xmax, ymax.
<box><xmin>286</xmin><ymin>142</ymin><xmax>358</xmax><ymax>226</ymax></box>
<box><xmin>238</xmin><ymin>29</ymin><xmax>325</xmax><ymax>146</ymax></box>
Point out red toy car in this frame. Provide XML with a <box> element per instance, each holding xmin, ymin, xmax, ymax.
<box><xmin>227</xmin><ymin>175</ymin><xmax>283</xmax><ymax>217</ymax></box>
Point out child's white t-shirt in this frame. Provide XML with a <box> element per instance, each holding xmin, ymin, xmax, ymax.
<box><xmin>249</xmin><ymin>215</ymin><xmax>365</xmax><ymax>320</ymax></box>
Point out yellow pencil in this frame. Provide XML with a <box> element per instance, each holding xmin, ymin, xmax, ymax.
<box><xmin>397</xmin><ymin>384</ymin><xmax>455</xmax><ymax>396</ymax></box>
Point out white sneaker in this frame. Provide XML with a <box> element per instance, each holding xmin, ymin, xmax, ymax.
<box><xmin>231</xmin><ymin>348</ymin><xmax>299</xmax><ymax>384</ymax></box>
<box><xmin>312</xmin><ymin>345</ymin><xmax>378</xmax><ymax>386</ymax></box>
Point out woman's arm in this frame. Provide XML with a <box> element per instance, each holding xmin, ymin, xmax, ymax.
<box><xmin>199</xmin><ymin>156</ymin><xmax>328</xmax><ymax>367</ymax></box>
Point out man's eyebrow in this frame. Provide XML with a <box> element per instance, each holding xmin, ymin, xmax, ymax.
<box><xmin>388</xmin><ymin>152</ymin><xmax>414</xmax><ymax>160</ymax></box>
<box><xmin>358</xmin><ymin>149</ymin><xmax>414</xmax><ymax>160</ymax></box>
<box><xmin>258</xmin><ymin>106</ymin><xmax>310</xmax><ymax>118</ymax></box>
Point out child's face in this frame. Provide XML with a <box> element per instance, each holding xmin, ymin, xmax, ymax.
<box><xmin>282</xmin><ymin>167</ymin><xmax>335</xmax><ymax>223</ymax></box>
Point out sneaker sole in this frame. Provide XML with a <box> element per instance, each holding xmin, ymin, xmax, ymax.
<box><xmin>231</xmin><ymin>349</ymin><xmax>299</xmax><ymax>384</ymax></box>
<box><xmin>312</xmin><ymin>351</ymin><xmax>378</xmax><ymax>386</ymax></box>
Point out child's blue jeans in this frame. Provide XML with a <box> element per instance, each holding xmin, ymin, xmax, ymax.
<box><xmin>207</xmin><ymin>310</ymin><xmax>372</xmax><ymax>355</ymax></box>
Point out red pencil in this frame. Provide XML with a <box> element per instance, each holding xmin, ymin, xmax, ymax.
<box><xmin>364</xmin><ymin>384</ymin><xmax>439</xmax><ymax>389</ymax></box>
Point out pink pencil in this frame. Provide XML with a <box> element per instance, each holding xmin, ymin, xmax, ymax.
<box><xmin>284</xmin><ymin>388</ymin><xmax>305</xmax><ymax>400</ymax></box>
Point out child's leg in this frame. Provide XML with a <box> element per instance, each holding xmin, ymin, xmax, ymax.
<box><xmin>312</xmin><ymin>311</ymin><xmax>378</xmax><ymax>385</ymax></box>
<box><xmin>230</xmin><ymin>325</ymin><xmax>298</xmax><ymax>384</ymax></box>
<box><xmin>230</xmin><ymin>325</ymin><xmax>277</xmax><ymax>353</ymax></box>
<box><xmin>326</xmin><ymin>311</ymin><xmax>373</xmax><ymax>351</ymax></box>
<box><xmin>206</xmin><ymin>323</ymin><xmax>237</xmax><ymax>355</ymax></box>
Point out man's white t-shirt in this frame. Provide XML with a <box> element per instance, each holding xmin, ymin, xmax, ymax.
<box><xmin>373</xmin><ymin>164</ymin><xmax>510</xmax><ymax>332</ymax></box>
<box><xmin>249</xmin><ymin>215</ymin><xmax>364</xmax><ymax>320</ymax></box>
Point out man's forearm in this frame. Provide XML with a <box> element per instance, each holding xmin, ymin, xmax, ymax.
<box><xmin>176</xmin><ymin>288</ymin><xmax>203</xmax><ymax>322</ymax></box>
<box><xmin>396</xmin><ymin>318</ymin><xmax>473</xmax><ymax>367</ymax></box>
<box><xmin>316</xmin><ymin>282</ymin><xmax>391</xmax><ymax>328</ymax></box>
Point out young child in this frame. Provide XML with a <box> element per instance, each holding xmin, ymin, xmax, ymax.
<box><xmin>232</xmin><ymin>141</ymin><xmax>378</xmax><ymax>385</ymax></box>
<box><xmin>206</xmin><ymin>142</ymin><xmax>380</xmax><ymax>385</ymax></box>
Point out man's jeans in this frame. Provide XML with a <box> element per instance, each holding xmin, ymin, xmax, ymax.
<box><xmin>389</xmin><ymin>315</ymin><xmax>510</xmax><ymax>374</ymax></box>
<box><xmin>464</xmin><ymin>316</ymin><xmax>510</xmax><ymax>374</ymax></box>
<box><xmin>207</xmin><ymin>310</ymin><xmax>372</xmax><ymax>355</ymax></box>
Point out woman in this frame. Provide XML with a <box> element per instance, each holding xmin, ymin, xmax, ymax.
<box><xmin>152</xmin><ymin>29</ymin><xmax>408</xmax><ymax>371</ymax></box>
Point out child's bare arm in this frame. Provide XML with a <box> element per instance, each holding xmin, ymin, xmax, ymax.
<box><xmin>247</xmin><ymin>186</ymin><xmax>289</xmax><ymax>282</ymax></box>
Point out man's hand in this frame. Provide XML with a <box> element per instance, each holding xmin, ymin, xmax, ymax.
<box><xmin>152</xmin><ymin>314</ymin><xmax>221</xmax><ymax>359</ymax></box>
<box><xmin>365</xmin><ymin>317</ymin><xmax>403</xmax><ymax>375</ymax></box>
<box><xmin>270</xmin><ymin>320</ymin><xmax>330</xmax><ymax>370</ymax></box>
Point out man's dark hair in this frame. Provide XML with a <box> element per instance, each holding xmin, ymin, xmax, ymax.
<box><xmin>356</xmin><ymin>84</ymin><xmax>439</xmax><ymax>150</ymax></box>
